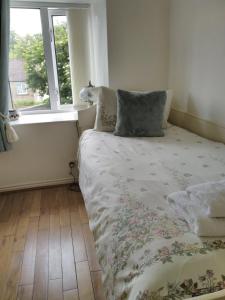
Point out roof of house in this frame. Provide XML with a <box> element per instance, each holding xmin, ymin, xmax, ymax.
<box><xmin>9</xmin><ymin>59</ymin><xmax>26</xmax><ymax>82</ymax></box>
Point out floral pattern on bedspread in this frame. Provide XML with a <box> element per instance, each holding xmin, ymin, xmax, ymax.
<box><xmin>137</xmin><ymin>270</ymin><xmax>225</xmax><ymax>300</ymax></box>
<box><xmin>108</xmin><ymin>195</ymin><xmax>190</xmax><ymax>276</ymax></box>
<box><xmin>79</xmin><ymin>125</ymin><xmax>225</xmax><ymax>299</ymax></box>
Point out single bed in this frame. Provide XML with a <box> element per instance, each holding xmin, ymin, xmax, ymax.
<box><xmin>79</xmin><ymin>124</ymin><xmax>225</xmax><ymax>300</ymax></box>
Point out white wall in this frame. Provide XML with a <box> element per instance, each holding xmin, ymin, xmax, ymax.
<box><xmin>0</xmin><ymin>122</ymin><xmax>78</xmax><ymax>191</ymax></box>
<box><xmin>106</xmin><ymin>0</ymin><xmax>170</xmax><ymax>91</ymax></box>
<box><xmin>169</xmin><ymin>0</ymin><xmax>225</xmax><ymax>129</ymax></box>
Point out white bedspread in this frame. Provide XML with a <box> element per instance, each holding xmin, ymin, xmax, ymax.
<box><xmin>79</xmin><ymin>125</ymin><xmax>225</xmax><ymax>300</ymax></box>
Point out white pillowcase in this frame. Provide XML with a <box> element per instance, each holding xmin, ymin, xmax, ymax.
<box><xmin>94</xmin><ymin>86</ymin><xmax>117</xmax><ymax>132</ymax></box>
<box><xmin>94</xmin><ymin>87</ymin><xmax>173</xmax><ymax>132</ymax></box>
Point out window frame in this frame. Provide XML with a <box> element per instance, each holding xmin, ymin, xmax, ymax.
<box><xmin>10</xmin><ymin>1</ymin><xmax>90</xmax><ymax>114</ymax></box>
<box><xmin>41</xmin><ymin>7</ymin><xmax>60</xmax><ymax>111</ymax></box>
<box><xmin>48</xmin><ymin>9</ymin><xmax>74</xmax><ymax>107</ymax></box>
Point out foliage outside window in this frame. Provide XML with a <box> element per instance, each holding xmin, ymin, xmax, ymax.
<box><xmin>9</xmin><ymin>7</ymin><xmax>73</xmax><ymax>112</ymax></box>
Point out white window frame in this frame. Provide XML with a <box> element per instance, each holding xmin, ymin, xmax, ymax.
<box><xmin>47</xmin><ymin>8</ymin><xmax>71</xmax><ymax>110</ymax></box>
<box><xmin>10</xmin><ymin>1</ymin><xmax>90</xmax><ymax>114</ymax></box>
<box><xmin>41</xmin><ymin>7</ymin><xmax>60</xmax><ymax>111</ymax></box>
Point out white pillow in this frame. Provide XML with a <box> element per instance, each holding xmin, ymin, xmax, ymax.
<box><xmin>94</xmin><ymin>86</ymin><xmax>117</xmax><ymax>132</ymax></box>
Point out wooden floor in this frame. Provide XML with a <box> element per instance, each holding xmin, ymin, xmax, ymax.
<box><xmin>0</xmin><ymin>185</ymin><xmax>106</xmax><ymax>300</ymax></box>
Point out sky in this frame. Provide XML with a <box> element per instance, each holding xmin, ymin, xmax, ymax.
<box><xmin>10</xmin><ymin>8</ymin><xmax>42</xmax><ymax>36</ymax></box>
<box><xmin>10</xmin><ymin>8</ymin><xmax>66</xmax><ymax>37</ymax></box>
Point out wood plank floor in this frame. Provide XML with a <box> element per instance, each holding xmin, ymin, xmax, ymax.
<box><xmin>0</xmin><ymin>186</ymin><xmax>106</xmax><ymax>300</ymax></box>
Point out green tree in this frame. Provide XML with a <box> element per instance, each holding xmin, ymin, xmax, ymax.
<box><xmin>10</xmin><ymin>23</ymin><xmax>72</xmax><ymax>104</ymax></box>
<box><xmin>54</xmin><ymin>24</ymin><xmax>72</xmax><ymax>104</ymax></box>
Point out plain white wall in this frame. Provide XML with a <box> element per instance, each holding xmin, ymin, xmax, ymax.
<box><xmin>106</xmin><ymin>0</ymin><xmax>170</xmax><ymax>91</ymax></box>
<box><xmin>0</xmin><ymin>122</ymin><xmax>78</xmax><ymax>191</ymax></box>
<box><xmin>169</xmin><ymin>0</ymin><xmax>225</xmax><ymax>128</ymax></box>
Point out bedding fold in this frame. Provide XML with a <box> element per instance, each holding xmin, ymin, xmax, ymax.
<box><xmin>186</xmin><ymin>180</ymin><xmax>225</xmax><ymax>217</ymax></box>
<box><xmin>168</xmin><ymin>188</ymin><xmax>225</xmax><ymax>237</ymax></box>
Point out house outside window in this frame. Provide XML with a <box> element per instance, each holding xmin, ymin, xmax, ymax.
<box><xmin>9</xmin><ymin>59</ymin><xmax>40</xmax><ymax>108</ymax></box>
<box><xmin>16</xmin><ymin>82</ymin><xmax>28</xmax><ymax>95</ymax></box>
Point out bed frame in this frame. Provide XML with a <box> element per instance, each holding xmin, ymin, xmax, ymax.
<box><xmin>77</xmin><ymin>105</ymin><xmax>225</xmax><ymax>300</ymax></box>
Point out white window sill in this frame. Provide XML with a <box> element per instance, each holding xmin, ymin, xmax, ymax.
<box><xmin>10</xmin><ymin>111</ymin><xmax>78</xmax><ymax>126</ymax></box>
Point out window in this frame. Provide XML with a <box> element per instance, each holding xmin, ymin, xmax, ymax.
<box><xmin>9</xmin><ymin>8</ymin><xmax>50</xmax><ymax>111</ymax></box>
<box><xmin>9</xmin><ymin>3</ymin><xmax>91</xmax><ymax>113</ymax></box>
<box><xmin>16</xmin><ymin>82</ymin><xmax>28</xmax><ymax>95</ymax></box>
<box><xmin>51</xmin><ymin>12</ymin><xmax>72</xmax><ymax>105</ymax></box>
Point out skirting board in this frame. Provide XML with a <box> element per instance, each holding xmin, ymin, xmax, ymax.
<box><xmin>169</xmin><ymin>108</ymin><xmax>225</xmax><ymax>144</ymax></box>
<box><xmin>0</xmin><ymin>177</ymin><xmax>74</xmax><ymax>193</ymax></box>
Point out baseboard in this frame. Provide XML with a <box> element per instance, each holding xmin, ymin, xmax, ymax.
<box><xmin>0</xmin><ymin>177</ymin><xmax>74</xmax><ymax>193</ymax></box>
<box><xmin>169</xmin><ymin>108</ymin><xmax>225</xmax><ymax>144</ymax></box>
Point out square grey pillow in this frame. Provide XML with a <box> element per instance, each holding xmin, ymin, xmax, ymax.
<box><xmin>114</xmin><ymin>90</ymin><xmax>166</xmax><ymax>137</ymax></box>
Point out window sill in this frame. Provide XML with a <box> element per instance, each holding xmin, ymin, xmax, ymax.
<box><xmin>10</xmin><ymin>111</ymin><xmax>78</xmax><ymax>126</ymax></box>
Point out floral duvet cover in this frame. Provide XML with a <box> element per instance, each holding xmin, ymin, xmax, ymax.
<box><xmin>79</xmin><ymin>125</ymin><xmax>225</xmax><ymax>300</ymax></box>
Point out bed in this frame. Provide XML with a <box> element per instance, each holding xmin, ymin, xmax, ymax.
<box><xmin>79</xmin><ymin>124</ymin><xmax>225</xmax><ymax>300</ymax></box>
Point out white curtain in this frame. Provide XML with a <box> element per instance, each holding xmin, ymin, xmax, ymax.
<box><xmin>67</xmin><ymin>9</ymin><xmax>94</xmax><ymax>107</ymax></box>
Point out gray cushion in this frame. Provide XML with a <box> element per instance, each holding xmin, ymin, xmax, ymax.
<box><xmin>114</xmin><ymin>90</ymin><xmax>166</xmax><ymax>137</ymax></box>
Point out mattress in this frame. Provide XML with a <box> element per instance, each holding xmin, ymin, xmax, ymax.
<box><xmin>79</xmin><ymin>125</ymin><xmax>225</xmax><ymax>300</ymax></box>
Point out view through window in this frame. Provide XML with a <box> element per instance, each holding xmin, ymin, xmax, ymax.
<box><xmin>9</xmin><ymin>7</ymin><xmax>73</xmax><ymax>112</ymax></box>
<box><xmin>52</xmin><ymin>14</ymin><xmax>72</xmax><ymax>106</ymax></box>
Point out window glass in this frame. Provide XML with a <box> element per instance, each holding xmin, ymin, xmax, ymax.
<box><xmin>9</xmin><ymin>8</ymin><xmax>50</xmax><ymax>111</ymax></box>
<box><xmin>9</xmin><ymin>5</ymin><xmax>93</xmax><ymax>113</ymax></box>
<box><xmin>52</xmin><ymin>15</ymin><xmax>73</xmax><ymax>105</ymax></box>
